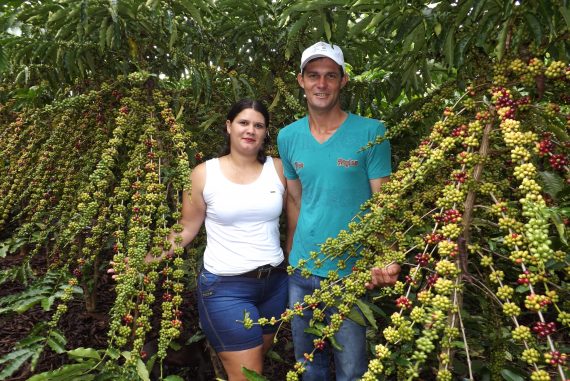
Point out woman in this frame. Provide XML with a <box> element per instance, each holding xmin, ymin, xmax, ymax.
<box><xmin>150</xmin><ymin>99</ymin><xmax>288</xmax><ymax>380</ymax></box>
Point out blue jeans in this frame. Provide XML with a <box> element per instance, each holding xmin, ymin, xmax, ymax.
<box><xmin>289</xmin><ymin>269</ymin><xmax>367</xmax><ymax>381</ymax></box>
<box><xmin>197</xmin><ymin>268</ymin><xmax>288</xmax><ymax>352</ymax></box>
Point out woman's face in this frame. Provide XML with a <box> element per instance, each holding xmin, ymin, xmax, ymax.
<box><xmin>226</xmin><ymin>108</ymin><xmax>267</xmax><ymax>156</ymax></box>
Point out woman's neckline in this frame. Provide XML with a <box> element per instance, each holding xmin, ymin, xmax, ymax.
<box><xmin>216</xmin><ymin>156</ymin><xmax>266</xmax><ymax>185</ymax></box>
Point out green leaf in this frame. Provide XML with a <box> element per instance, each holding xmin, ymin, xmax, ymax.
<box><xmin>349</xmin><ymin>14</ymin><xmax>373</xmax><ymax>37</ymax></box>
<box><xmin>550</xmin><ymin>212</ymin><xmax>568</xmax><ymax>246</ymax></box>
<box><xmin>560</xmin><ymin>5</ymin><xmax>570</xmax><ymax>29</ymax></box>
<box><xmin>288</xmin><ymin>12</ymin><xmax>311</xmax><ymax>39</ymax></box>
<box><xmin>539</xmin><ymin>171</ymin><xmax>565</xmax><ymax>198</ymax></box>
<box><xmin>0</xmin><ymin>269</ymin><xmax>15</xmax><ymax>285</ymax></box>
<box><xmin>455</xmin><ymin>0</ymin><xmax>475</xmax><ymax>26</ymax></box>
<box><xmin>163</xmin><ymin>376</ymin><xmax>185</xmax><ymax>381</ymax></box>
<box><xmin>67</xmin><ymin>347</ymin><xmax>101</xmax><ymax>361</ymax></box>
<box><xmin>444</xmin><ymin>28</ymin><xmax>455</xmax><ymax>67</ymax></box>
<box><xmin>523</xmin><ymin>12</ymin><xmax>542</xmax><ymax>46</ymax></box>
<box><xmin>99</xmin><ymin>17</ymin><xmax>108</xmax><ymax>52</ymax></box>
<box><xmin>136</xmin><ymin>357</ymin><xmax>150</xmax><ymax>381</ymax></box>
<box><xmin>238</xmin><ymin>76</ymin><xmax>255</xmax><ymax>97</ymax></box>
<box><xmin>394</xmin><ymin>355</ymin><xmax>410</xmax><ymax>366</ymax></box>
<box><xmin>168</xmin><ymin>20</ymin><xmax>178</xmax><ymax>50</ymax></box>
<box><xmin>495</xmin><ymin>21</ymin><xmax>508</xmax><ymax>61</ymax></box>
<box><xmin>47</xmin><ymin>8</ymin><xmax>67</xmax><ymax>24</ymax></box>
<box><xmin>346</xmin><ymin>307</ymin><xmax>366</xmax><ymax>326</ymax></box>
<box><xmin>145</xmin><ymin>353</ymin><xmax>157</xmax><ymax>375</ymax></box>
<box><xmin>355</xmin><ymin>299</ymin><xmax>378</xmax><ymax>330</ymax></box>
<box><xmin>105</xmin><ymin>23</ymin><xmax>114</xmax><ymax>50</ymax></box>
<box><xmin>0</xmin><ymin>348</ymin><xmax>33</xmax><ymax>365</ymax></box>
<box><xmin>108</xmin><ymin>0</ymin><xmax>119</xmax><ymax>22</ymax></box>
<box><xmin>404</xmin><ymin>21</ymin><xmax>425</xmax><ymax>52</ymax></box>
<box><xmin>27</xmin><ymin>362</ymin><xmax>94</xmax><ymax>381</ymax></box>
<box><xmin>241</xmin><ymin>367</ymin><xmax>269</xmax><ymax>381</ymax></box>
<box><xmin>191</xmin><ymin>69</ymin><xmax>203</xmax><ymax>99</ymax></box>
<box><xmin>185</xmin><ymin>330</ymin><xmax>206</xmax><ymax>345</ymax></box>
<box><xmin>0</xmin><ymin>245</ymin><xmax>8</xmax><ymax>258</ymax></box>
<box><xmin>364</xmin><ymin>300</ymin><xmax>387</xmax><ymax>318</ymax></box>
<box><xmin>335</xmin><ymin>11</ymin><xmax>349</xmax><ymax>40</ymax></box>
<box><xmin>175</xmin><ymin>104</ymin><xmax>185</xmax><ymax>121</ymax></box>
<box><xmin>106</xmin><ymin>347</ymin><xmax>120</xmax><ymax>360</ymax></box>
<box><xmin>179</xmin><ymin>0</ymin><xmax>203</xmax><ymax>27</ymax></box>
<box><xmin>500</xmin><ymin>368</ymin><xmax>525</xmax><ymax>381</ymax></box>
<box><xmin>202</xmin><ymin>68</ymin><xmax>213</xmax><ymax>104</ymax></box>
<box><xmin>386</xmin><ymin>74</ymin><xmax>402</xmax><ymax>102</ymax></box>
<box><xmin>199</xmin><ymin>112</ymin><xmax>222</xmax><ymax>131</ymax></box>
<box><xmin>12</xmin><ymin>295</ymin><xmax>46</xmax><ymax>313</ymax></box>
<box><xmin>322</xmin><ymin>12</ymin><xmax>331</xmax><ymax>41</ymax></box>
<box><xmin>50</xmin><ymin>330</ymin><xmax>66</xmax><ymax>346</ymax></box>
<box><xmin>265</xmin><ymin>349</ymin><xmax>285</xmax><ymax>363</ymax></box>
<box><xmin>0</xmin><ymin>47</ymin><xmax>10</xmax><ymax>73</ymax></box>
<box><xmin>145</xmin><ymin>0</ymin><xmax>159</xmax><ymax>9</ymax></box>
<box><xmin>268</xmin><ymin>89</ymin><xmax>281</xmax><ymax>112</ymax></box>
<box><xmin>47</xmin><ymin>337</ymin><xmax>66</xmax><ymax>354</ymax></box>
<box><xmin>42</xmin><ymin>295</ymin><xmax>55</xmax><ymax>311</ymax></box>
<box><xmin>287</xmin><ymin>0</ymin><xmax>345</xmax><ymax>13</ymax></box>
<box><xmin>303</xmin><ymin>327</ymin><xmax>323</xmax><ymax>337</ymax></box>
<box><xmin>29</xmin><ymin>345</ymin><xmax>43</xmax><ymax>372</ymax></box>
<box><xmin>455</xmin><ymin>35</ymin><xmax>472</xmax><ymax>67</ymax></box>
<box><xmin>230</xmin><ymin>76</ymin><xmax>240</xmax><ymax>101</ymax></box>
<box><xmin>470</xmin><ymin>0</ymin><xmax>488</xmax><ymax>20</ymax></box>
<box><xmin>328</xmin><ymin>335</ymin><xmax>343</xmax><ymax>351</ymax></box>
<box><xmin>0</xmin><ymin>349</ymin><xmax>33</xmax><ymax>380</ymax></box>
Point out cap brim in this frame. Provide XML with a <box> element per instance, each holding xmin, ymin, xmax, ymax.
<box><xmin>300</xmin><ymin>54</ymin><xmax>343</xmax><ymax>71</ymax></box>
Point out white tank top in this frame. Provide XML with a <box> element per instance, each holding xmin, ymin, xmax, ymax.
<box><xmin>202</xmin><ymin>157</ymin><xmax>285</xmax><ymax>275</ymax></box>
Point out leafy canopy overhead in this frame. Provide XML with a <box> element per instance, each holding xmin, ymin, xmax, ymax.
<box><xmin>2</xmin><ymin>0</ymin><xmax>568</xmax><ymax>103</ymax></box>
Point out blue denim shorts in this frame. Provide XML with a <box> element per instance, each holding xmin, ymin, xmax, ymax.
<box><xmin>196</xmin><ymin>268</ymin><xmax>288</xmax><ymax>352</ymax></box>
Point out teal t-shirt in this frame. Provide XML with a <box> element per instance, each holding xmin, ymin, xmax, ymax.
<box><xmin>277</xmin><ymin>113</ymin><xmax>391</xmax><ymax>277</ymax></box>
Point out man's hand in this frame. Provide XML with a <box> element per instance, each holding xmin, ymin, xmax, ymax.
<box><xmin>365</xmin><ymin>263</ymin><xmax>401</xmax><ymax>290</ymax></box>
<box><xmin>144</xmin><ymin>251</ymin><xmax>163</xmax><ymax>265</ymax></box>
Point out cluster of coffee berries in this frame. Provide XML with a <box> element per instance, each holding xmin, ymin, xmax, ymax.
<box><xmin>532</xmin><ymin>321</ymin><xmax>556</xmax><ymax>338</ymax></box>
<box><xmin>543</xmin><ymin>350</ymin><xmax>567</xmax><ymax>367</ymax></box>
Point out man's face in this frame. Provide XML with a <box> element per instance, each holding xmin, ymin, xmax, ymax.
<box><xmin>297</xmin><ymin>58</ymin><xmax>348</xmax><ymax>113</ymax></box>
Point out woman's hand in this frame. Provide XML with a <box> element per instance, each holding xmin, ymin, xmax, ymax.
<box><xmin>107</xmin><ymin>253</ymin><xmax>162</xmax><ymax>280</ymax></box>
<box><xmin>106</xmin><ymin>257</ymin><xmax>128</xmax><ymax>280</ymax></box>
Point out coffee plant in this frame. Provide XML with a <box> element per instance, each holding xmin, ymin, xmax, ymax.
<box><xmin>259</xmin><ymin>58</ymin><xmax>569</xmax><ymax>380</ymax></box>
<box><xmin>1</xmin><ymin>0</ymin><xmax>569</xmax><ymax>380</ymax></box>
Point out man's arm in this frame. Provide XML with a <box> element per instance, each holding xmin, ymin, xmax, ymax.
<box><xmin>366</xmin><ymin>175</ymin><xmax>401</xmax><ymax>288</ymax></box>
<box><xmin>285</xmin><ymin>178</ymin><xmax>302</xmax><ymax>256</ymax></box>
<box><xmin>369</xmin><ymin>176</ymin><xmax>390</xmax><ymax>194</ymax></box>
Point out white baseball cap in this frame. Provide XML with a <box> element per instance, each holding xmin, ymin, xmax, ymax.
<box><xmin>300</xmin><ymin>41</ymin><xmax>345</xmax><ymax>73</ymax></box>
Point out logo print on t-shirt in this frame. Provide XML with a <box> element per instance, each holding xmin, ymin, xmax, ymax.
<box><xmin>294</xmin><ymin>162</ymin><xmax>304</xmax><ymax>170</ymax></box>
<box><xmin>337</xmin><ymin>158</ymin><xmax>358</xmax><ymax>168</ymax></box>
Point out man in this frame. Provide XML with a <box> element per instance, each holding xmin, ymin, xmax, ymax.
<box><xmin>277</xmin><ymin>41</ymin><xmax>401</xmax><ymax>381</ymax></box>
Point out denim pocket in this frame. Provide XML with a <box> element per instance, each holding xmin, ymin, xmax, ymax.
<box><xmin>199</xmin><ymin>270</ymin><xmax>219</xmax><ymax>298</ymax></box>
